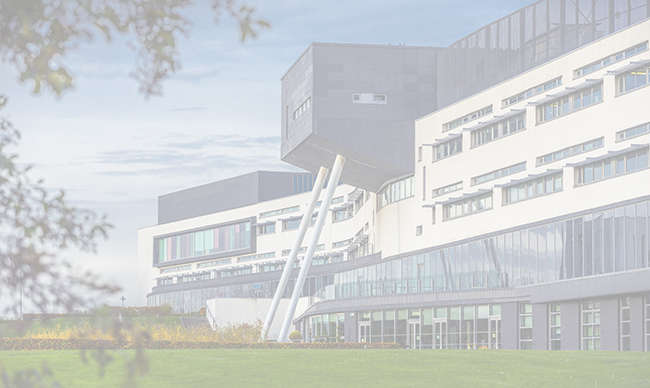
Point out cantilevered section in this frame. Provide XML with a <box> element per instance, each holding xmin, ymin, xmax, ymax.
<box><xmin>281</xmin><ymin>43</ymin><xmax>440</xmax><ymax>192</ymax></box>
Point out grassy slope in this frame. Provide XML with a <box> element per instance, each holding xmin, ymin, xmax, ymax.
<box><xmin>1</xmin><ymin>349</ymin><xmax>650</xmax><ymax>388</ymax></box>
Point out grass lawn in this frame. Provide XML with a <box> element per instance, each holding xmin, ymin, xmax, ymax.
<box><xmin>1</xmin><ymin>349</ymin><xmax>650</xmax><ymax>388</ymax></box>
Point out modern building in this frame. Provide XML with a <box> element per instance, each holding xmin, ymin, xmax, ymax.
<box><xmin>139</xmin><ymin>0</ymin><xmax>650</xmax><ymax>350</ymax></box>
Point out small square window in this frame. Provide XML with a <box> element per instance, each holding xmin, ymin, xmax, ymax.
<box><xmin>415</xmin><ymin>225</ymin><xmax>423</xmax><ymax>236</ymax></box>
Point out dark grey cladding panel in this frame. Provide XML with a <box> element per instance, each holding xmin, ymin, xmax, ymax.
<box><xmin>527</xmin><ymin>268</ymin><xmax>650</xmax><ymax>304</ymax></box>
<box><xmin>281</xmin><ymin>43</ymin><xmax>440</xmax><ymax>192</ymax></box>
<box><xmin>157</xmin><ymin>171</ymin><xmax>313</xmax><ymax>224</ymax></box>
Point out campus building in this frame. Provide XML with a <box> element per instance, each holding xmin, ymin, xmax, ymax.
<box><xmin>139</xmin><ymin>0</ymin><xmax>650</xmax><ymax>350</ymax></box>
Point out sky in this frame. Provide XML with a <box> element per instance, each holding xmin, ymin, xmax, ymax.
<box><xmin>0</xmin><ymin>0</ymin><xmax>533</xmax><ymax>308</ymax></box>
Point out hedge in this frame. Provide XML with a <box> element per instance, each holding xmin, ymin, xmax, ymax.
<box><xmin>0</xmin><ymin>338</ymin><xmax>402</xmax><ymax>351</ymax></box>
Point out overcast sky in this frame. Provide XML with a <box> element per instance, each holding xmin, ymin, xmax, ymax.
<box><xmin>1</xmin><ymin>0</ymin><xmax>532</xmax><ymax>308</ymax></box>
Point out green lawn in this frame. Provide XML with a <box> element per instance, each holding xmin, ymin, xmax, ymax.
<box><xmin>1</xmin><ymin>349</ymin><xmax>650</xmax><ymax>388</ymax></box>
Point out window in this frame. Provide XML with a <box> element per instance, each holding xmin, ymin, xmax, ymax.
<box><xmin>332</xmin><ymin>238</ymin><xmax>352</xmax><ymax>249</ymax></box>
<box><xmin>574</xmin><ymin>42</ymin><xmax>648</xmax><ymax>79</ymax></box>
<box><xmin>258</xmin><ymin>222</ymin><xmax>275</xmax><ymax>235</ymax></box>
<box><xmin>378</xmin><ymin>176</ymin><xmax>414</xmax><ymax>208</ymax></box>
<box><xmin>616</xmin><ymin>64</ymin><xmax>650</xmax><ymax>95</ymax></box>
<box><xmin>260</xmin><ymin>205</ymin><xmax>300</xmax><ymax>219</ymax></box>
<box><xmin>443</xmin><ymin>105</ymin><xmax>493</xmax><ymax>132</ymax></box>
<box><xmin>536</xmin><ymin>83</ymin><xmax>603</xmax><ymax>124</ymax></box>
<box><xmin>332</xmin><ymin>206</ymin><xmax>353</xmax><ymax>223</ymax></box>
<box><xmin>331</xmin><ymin>196</ymin><xmax>344</xmax><ymax>205</ymax></box>
<box><xmin>432</xmin><ymin>135</ymin><xmax>462</xmax><ymax>162</ymax></box>
<box><xmin>471</xmin><ymin>113</ymin><xmax>526</xmax><ymax>148</ymax></box>
<box><xmin>581</xmin><ymin>301</ymin><xmax>601</xmax><ymax>350</ymax></box>
<box><xmin>644</xmin><ymin>294</ymin><xmax>650</xmax><ymax>352</ymax></box>
<box><xmin>620</xmin><ymin>296</ymin><xmax>631</xmax><ymax>351</ymax></box>
<box><xmin>503</xmin><ymin>172</ymin><xmax>563</xmax><ymax>205</ymax></box>
<box><xmin>155</xmin><ymin>219</ymin><xmax>252</xmax><ymax>264</ymax></box>
<box><xmin>536</xmin><ymin>137</ymin><xmax>604</xmax><ymax>166</ymax></box>
<box><xmin>432</xmin><ymin>181</ymin><xmax>463</xmax><ymax>198</ymax></box>
<box><xmin>292</xmin><ymin>97</ymin><xmax>311</xmax><ymax>120</ymax></box>
<box><xmin>549</xmin><ymin>304</ymin><xmax>561</xmax><ymax>350</ymax></box>
<box><xmin>471</xmin><ymin>162</ymin><xmax>526</xmax><ymax>186</ymax></box>
<box><xmin>422</xmin><ymin>166</ymin><xmax>426</xmax><ymax>200</ymax></box>
<box><xmin>159</xmin><ymin>264</ymin><xmax>192</xmax><ymax>274</ymax></box>
<box><xmin>574</xmin><ymin>147</ymin><xmax>648</xmax><ymax>186</ymax></box>
<box><xmin>502</xmin><ymin>77</ymin><xmax>562</xmax><ymax>107</ymax></box>
<box><xmin>418</xmin><ymin>146</ymin><xmax>423</xmax><ymax>162</ymax></box>
<box><xmin>415</xmin><ymin>225</ymin><xmax>423</xmax><ymax>236</ymax></box>
<box><xmin>443</xmin><ymin>191</ymin><xmax>493</xmax><ymax>221</ymax></box>
<box><xmin>616</xmin><ymin>122</ymin><xmax>650</xmax><ymax>143</ymax></box>
<box><xmin>519</xmin><ymin>303</ymin><xmax>533</xmax><ymax>349</ymax></box>
<box><xmin>282</xmin><ymin>217</ymin><xmax>301</xmax><ymax>231</ymax></box>
<box><xmin>352</xmin><ymin>93</ymin><xmax>387</xmax><ymax>104</ymax></box>
<box><xmin>196</xmin><ymin>258</ymin><xmax>231</xmax><ymax>269</ymax></box>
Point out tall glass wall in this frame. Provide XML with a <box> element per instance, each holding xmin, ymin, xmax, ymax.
<box><xmin>334</xmin><ymin>198</ymin><xmax>650</xmax><ymax>299</ymax></box>
<box><xmin>437</xmin><ymin>0</ymin><xmax>650</xmax><ymax>108</ymax></box>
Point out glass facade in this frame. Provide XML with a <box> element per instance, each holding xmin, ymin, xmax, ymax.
<box><xmin>536</xmin><ymin>83</ymin><xmax>603</xmax><ymax>123</ymax></box>
<box><xmin>438</xmin><ymin>0</ymin><xmax>650</xmax><ymax>109</ymax></box>
<box><xmin>581</xmin><ymin>301</ymin><xmax>601</xmax><ymax>350</ymax></box>
<box><xmin>154</xmin><ymin>219</ymin><xmax>253</xmax><ymax>265</ymax></box>
<box><xmin>333</xmin><ymin>198</ymin><xmax>650</xmax><ymax>300</ymax></box>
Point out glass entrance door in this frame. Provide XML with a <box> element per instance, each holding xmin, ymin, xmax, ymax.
<box><xmin>434</xmin><ymin>319</ymin><xmax>448</xmax><ymax>349</ymax></box>
<box><xmin>489</xmin><ymin>317</ymin><xmax>501</xmax><ymax>349</ymax></box>
<box><xmin>408</xmin><ymin>320</ymin><xmax>421</xmax><ymax>349</ymax></box>
<box><xmin>358</xmin><ymin>322</ymin><xmax>370</xmax><ymax>343</ymax></box>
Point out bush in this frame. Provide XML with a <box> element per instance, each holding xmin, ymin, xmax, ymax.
<box><xmin>289</xmin><ymin>331</ymin><xmax>302</xmax><ymax>341</ymax></box>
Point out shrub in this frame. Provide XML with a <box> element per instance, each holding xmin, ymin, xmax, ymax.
<box><xmin>289</xmin><ymin>331</ymin><xmax>302</xmax><ymax>341</ymax></box>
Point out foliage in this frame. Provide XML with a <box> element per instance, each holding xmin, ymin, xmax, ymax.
<box><xmin>289</xmin><ymin>330</ymin><xmax>302</xmax><ymax>341</ymax></box>
<box><xmin>0</xmin><ymin>0</ymin><xmax>270</xmax><ymax>98</ymax></box>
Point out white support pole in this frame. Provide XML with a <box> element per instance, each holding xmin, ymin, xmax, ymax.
<box><xmin>278</xmin><ymin>155</ymin><xmax>346</xmax><ymax>342</ymax></box>
<box><xmin>259</xmin><ymin>167</ymin><xmax>329</xmax><ymax>341</ymax></box>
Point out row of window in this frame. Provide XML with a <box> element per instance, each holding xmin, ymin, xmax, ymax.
<box><xmin>502</xmin><ymin>77</ymin><xmax>562</xmax><ymax>108</ymax></box>
<box><xmin>378</xmin><ymin>175</ymin><xmax>414</xmax><ymax>209</ymax></box>
<box><xmin>352</xmin><ymin>93</ymin><xmax>387</xmax><ymax>104</ymax></box>
<box><xmin>332</xmin><ymin>198</ymin><xmax>650</xmax><ymax>300</ymax></box>
<box><xmin>536</xmin><ymin>137</ymin><xmax>604</xmax><ymax>166</ymax></box>
<box><xmin>574</xmin><ymin>147</ymin><xmax>648</xmax><ymax>186</ymax></box>
<box><xmin>617</xmin><ymin>122</ymin><xmax>650</xmax><ymax>143</ymax></box>
<box><xmin>616</xmin><ymin>64</ymin><xmax>650</xmax><ymax>95</ymax></box>
<box><xmin>443</xmin><ymin>192</ymin><xmax>493</xmax><ymax>221</ymax></box>
<box><xmin>471</xmin><ymin>161</ymin><xmax>526</xmax><ymax>186</ymax></box>
<box><xmin>536</xmin><ymin>83</ymin><xmax>603</xmax><ymax>124</ymax></box>
<box><xmin>292</xmin><ymin>97</ymin><xmax>311</xmax><ymax>120</ymax></box>
<box><xmin>259</xmin><ymin>205</ymin><xmax>300</xmax><ymax>219</ymax></box>
<box><xmin>574</xmin><ymin>41</ymin><xmax>648</xmax><ymax>79</ymax></box>
<box><xmin>432</xmin><ymin>135</ymin><xmax>462</xmax><ymax>162</ymax></box>
<box><xmin>432</xmin><ymin>181</ymin><xmax>463</xmax><ymax>199</ymax></box>
<box><xmin>502</xmin><ymin>172</ymin><xmax>563</xmax><ymax>205</ymax></box>
<box><xmin>470</xmin><ymin>113</ymin><xmax>526</xmax><ymax>148</ymax></box>
<box><xmin>155</xmin><ymin>220</ymin><xmax>252</xmax><ymax>264</ymax></box>
<box><xmin>237</xmin><ymin>251</ymin><xmax>275</xmax><ymax>263</ymax></box>
<box><xmin>442</xmin><ymin>105</ymin><xmax>493</xmax><ymax>132</ymax></box>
